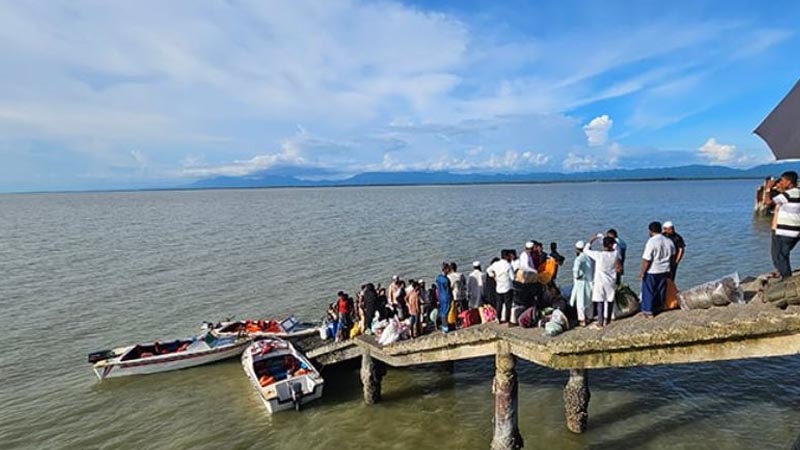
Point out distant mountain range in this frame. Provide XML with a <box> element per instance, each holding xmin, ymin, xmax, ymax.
<box><xmin>189</xmin><ymin>162</ymin><xmax>800</xmax><ymax>189</ymax></box>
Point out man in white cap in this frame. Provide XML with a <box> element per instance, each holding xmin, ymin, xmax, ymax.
<box><xmin>663</xmin><ymin>221</ymin><xmax>685</xmax><ymax>281</ymax></box>
<box><xmin>570</xmin><ymin>240</ymin><xmax>594</xmax><ymax>326</ymax></box>
<box><xmin>467</xmin><ymin>261</ymin><xmax>484</xmax><ymax>309</ymax></box>
<box><xmin>519</xmin><ymin>241</ymin><xmax>538</xmax><ymax>277</ymax></box>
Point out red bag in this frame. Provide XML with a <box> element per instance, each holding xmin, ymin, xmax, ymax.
<box><xmin>518</xmin><ymin>306</ymin><xmax>537</xmax><ymax>328</ymax></box>
<box><xmin>458</xmin><ymin>309</ymin><xmax>481</xmax><ymax>328</ymax></box>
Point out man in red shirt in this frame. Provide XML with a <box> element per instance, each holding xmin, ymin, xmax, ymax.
<box><xmin>335</xmin><ymin>291</ymin><xmax>351</xmax><ymax>341</ymax></box>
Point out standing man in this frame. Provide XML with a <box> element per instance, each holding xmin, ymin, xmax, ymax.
<box><xmin>516</xmin><ymin>242</ymin><xmax>538</xmax><ymax>314</ymax></box>
<box><xmin>663</xmin><ymin>221</ymin><xmax>686</xmax><ymax>281</ymax></box>
<box><xmin>638</xmin><ymin>222</ymin><xmax>675</xmax><ymax>317</ymax></box>
<box><xmin>549</xmin><ymin>242</ymin><xmax>566</xmax><ymax>281</ymax></box>
<box><xmin>531</xmin><ymin>241</ymin><xmax>548</xmax><ymax>268</ymax></box>
<box><xmin>519</xmin><ymin>241</ymin><xmax>538</xmax><ymax>278</ymax></box>
<box><xmin>335</xmin><ymin>291</ymin><xmax>354</xmax><ymax>342</ymax></box>
<box><xmin>488</xmin><ymin>250</ymin><xmax>515</xmax><ymax>324</ymax></box>
<box><xmin>388</xmin><ymin>275</ymin><xmax>402</xmax><ymax>304</ymax></box>
<box><xmin>484</xmin><ymin>257</ymin><xmax>500</xmax><ymax>310</ymax></box>
<box><xmin>435</xmin><ymin>263</ymin><xmax>454</xmax><ymax>332</ymax></box>
<box><xmin>584</xmin><ymin>235</ymin><xmax>622</xmax><ymax>328</ymax></box>
<box><xmin>362</xmin><ymin>284</ymin><xmax>378</xmax><ymax>331</ymax></box>
<box><xmin>448</xmin><ymin>262</ymin><xmax>467</xmax><ymax>312</ymax></box>
<box><xmin>531</xmin><ymin>241</ymin><xmax>549</xmax><ymax>308</ymax></box>
<box><xmin>467</xmin><ymin>261</ymin><xmax>484</xmax><ymax>309</ymax></box>
<box><xmin>766</xmin><ymin>171</ymin><xmax>800</xmax><ymax>280</ymax></box>
<box><xmin>406</xmin><ymin>281</ymin><xmax>422</xmax><ymax>338</ymax></box>
<box><xmin>570</xmin><ymin>241</ymin><xmax>594</xmax><ymax>327</ymax></box>
<box><xmin>606</xmin><ymin>229</ymin><xmax>626</xmax><ymax>285</ymax></box>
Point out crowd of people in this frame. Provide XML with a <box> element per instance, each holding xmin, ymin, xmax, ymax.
<box><xmin>570</xmin><ymin>223</ymin><xmax>686</xmax><ymax>328</ymax></box>
<box><xmin>321</xmin><ymin>222</ymin><xmax>689</xmax><ymax>343</ymax></box>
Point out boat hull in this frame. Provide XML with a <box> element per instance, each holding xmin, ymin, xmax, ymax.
<box><xmin>241</xmin><ymin>339</ymin><xmax>324</xmax><ymax>414</ymax></box>
<box><xmin>93</xmin><ymin>339</ymin><xmax>250</xmax><ymax>380</ymax></box>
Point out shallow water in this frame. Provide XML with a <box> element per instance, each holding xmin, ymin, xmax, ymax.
<box><xmin>1</xmin><ymin>180</ymin><xmax>798</xmax><ymax>450</ymax></box>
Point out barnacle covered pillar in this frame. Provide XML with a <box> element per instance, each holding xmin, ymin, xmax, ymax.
<box><xmin>563</xmin><ymin>369</ymin><xmax>590</xmax><ymax>433</ymax></box>
<box><xmin>360</xmin><ymin>352</ymin><xmax>386</xmax><ymax>405</ymax></box>
<box><xmin>491</xmin><ymin>345</ymin><xmax>523</xmax><ymax>450</ymax></box>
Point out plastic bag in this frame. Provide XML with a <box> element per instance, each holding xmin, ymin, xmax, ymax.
<box><xmin>543</xmin><ymin>309</ymin><xmax>568</xmax><ymax>336</ymax></box>
<box><xmin>447</xmin><ymin>302</ymin><xmax>457</xmax><ymax>326</ymax></box>
<box><xmin>679</xmin><ymin>273</ymin><xmax>743</xmax><ymax>310</ymax></box>
<box><xmin>371</xmin><ymin>319</ymin><xmax>388</xmax><ymax>335</ymax></box>
<box><xmin>378</xmin><ymin>319</ymin><xmax>401</xmax><ymax>345</ymax></box>
<box><xmin>544</xmin><ymin>321</ymin><xmax>564</xmax><ymax>336</ymax></box>
<box><xmin>479</xmin><ymin>305</ymin><xmax>497</xmax><ymax>323</ymax></box>
<box><xmin>349</xmin><ymin>322</ymin><xmax>362</xmax><ymax>339</ymax></box>
<box><xmin>613</xmin><ymin>284</ymin><xmax>641</xmax><ymax>319</ymax></box>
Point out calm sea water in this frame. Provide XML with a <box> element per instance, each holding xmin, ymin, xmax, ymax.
<box><xmin>1</xmin><ymin>180</ymin><xmax>798</xmax><ymax>450</ymax></box>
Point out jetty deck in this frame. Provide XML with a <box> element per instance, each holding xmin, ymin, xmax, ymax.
<box><xmin>302</xmin><ymin>275</ymin><xmax>800</xmax><ymax>449</ymax></box>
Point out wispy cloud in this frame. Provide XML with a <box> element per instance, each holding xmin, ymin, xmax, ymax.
<box><xmin>0</xmin><ymin>1</ymin><xmax>795</xmax><ymax>189</ymax></box>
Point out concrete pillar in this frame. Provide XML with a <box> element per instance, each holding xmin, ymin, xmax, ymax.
<box><xmin>563</xmin><ymin>369</ymin><xmax>590</xmax><ymax>433</ymax></box>
<box><xmin>360</xmin><ymin>352</ymin><xmax>386</xmax><ymax>405</ymax></box>
<box><xmin>491</xmin><ymin>350</ymin><xmax>523</xmax><ymax>450</ymax></box>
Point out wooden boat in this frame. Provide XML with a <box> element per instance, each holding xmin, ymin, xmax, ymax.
<box><xmin>206</xmin><ymin>316</ymin><xmax>319</xmax><ymax>340</ymax></box>
<box><xmin>241</xmin><ymin>338</ymin><xmax>324</xmax><ymax>413</ymax></box>
<box><xmin>88</xmin><ymin>332</ymin><xmax>251</xmax><ymax>380</ymax></box>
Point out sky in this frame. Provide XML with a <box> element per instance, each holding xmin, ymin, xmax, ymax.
<box><xmin>0</xmin><ymin>0</ymin><xmax>799</xmax><ymax>191</ymax></box>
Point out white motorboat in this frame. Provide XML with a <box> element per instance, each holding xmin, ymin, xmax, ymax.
<box><xmin>206</xmin><ymin>316</ymin><xmax>319</xmax><ymax>340</ymax></box>
<box><xmin>88</xmin><ymin>332</ymin><xmax>251</xmax><ymax>380</ymax></box>
<box><xmin>241</xmin><ymin>338</ymin><xmax>324</xmax><ymax>413</ymax></box>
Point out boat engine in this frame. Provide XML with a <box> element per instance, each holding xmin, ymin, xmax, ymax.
<box><xmin>291</xmin><ymin>382</ymin><xmax>303</xmax><ymax>411</ymax></box>
<box><xmin>88</xmin><ymin>349</ymin><xmax>116</xmax><ymax>363</ymax></box>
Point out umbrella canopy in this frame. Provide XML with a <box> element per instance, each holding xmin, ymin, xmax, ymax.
<box><xmin>755</xmin><ymin>79</ymin><xmax>800</xmax><ymax>160</ymax></box>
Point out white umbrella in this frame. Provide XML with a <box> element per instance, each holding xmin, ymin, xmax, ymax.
<box><xmin>755</xmin><ymin>79</ymin><xmax>800</xmax><ymax>160</ymax></box>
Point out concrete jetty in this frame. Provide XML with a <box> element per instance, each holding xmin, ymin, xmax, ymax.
<box><xmin>302</xmin><ymin>276</ymin><xmax>800</xmax><ymax>449</ymax></box>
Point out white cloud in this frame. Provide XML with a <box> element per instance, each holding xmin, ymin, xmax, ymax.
<box><xmin>563</xmin><ymin>152</ymin><xmax>600</xmax><ymax>171</ymax></box>
<box><xmin>487</xmin><ymin>151</ymin><xmax>550</xmax><ymax>170</ymax></box>
<box><xmin>380</xmin><ymin>152</ymin><xmax>407</xmax><ymax>172</ymax></box>
<box><xmin>583</xmin><ymin>115</ymin><xmax>613</xmax><ymax>146</ymax></box>
<box><xmin>355</xmin><ymin>147</ymin><xmax>551</xmax><ymax>174</ymax></box>
<box><xmin>179</xmin><ymin>133</ymin><xmax>308</xmax><ymax>177</ymax></box>
<box><xmin>698</xmin><ymin>137</ymin><xmax>736</xmax><ymax>164</ymax></box>
<box><xmin>0</xmin><ymin>1</ymin><xmax>793</xmax><ymax>189</ymax></box>
<box><xmin>129</xmin><ymin>149</ymin><xmax>148</xmax><ymax>168</ymax></box>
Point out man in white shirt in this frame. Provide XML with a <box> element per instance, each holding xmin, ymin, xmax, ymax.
<box><xmin>606</xmin><ymin>229</ymin><xmax>626</xmax><ymax>285</ymax></box>
<box><xmin>519</xmin><ymin>241</ymin><xmax>538</xmax><ymax>275</ymax></box>
<box><xmin>765</xmin><ymin>171</ymin><xmax>800</xmax><ymax>280</ymax></box>
<box><xmin>447</xmin><ymin>262</ymin><xmax>467</xmax><ymax>312</ymax></box>
<box><xmin>467</xmin><ymin>261</ymin><xmax>484</xmax><ymax>309</ymax></box>
<box><xmin>584</xmin><ymin>235</ymin><xmax>622</xmax><ymax>327</ymax></box>
<box><xmin>638</xmin><ymin>221</ymin><xmax>676</xmax><ymax>317</ymax></box>
<box><xmin>487</xmin><ymin>250</ymin><xmax>515</xmax><ymax>323</ymax></box>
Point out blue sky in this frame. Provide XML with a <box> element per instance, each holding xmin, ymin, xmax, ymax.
<box><xmin>0</xmin><ymin>0</ymin><xmax>798</xmax><ymax>191</ymax></box>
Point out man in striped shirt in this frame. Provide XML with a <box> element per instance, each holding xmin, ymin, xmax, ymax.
<box><xmin>767</xmin><ymin>171</ymin><xmax>800</xmax><ymax>280</ymax></box>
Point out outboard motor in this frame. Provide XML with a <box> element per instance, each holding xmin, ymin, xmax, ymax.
<box><xmin>291</xmin><ymin>382</ymin><xmax>304</xmax><ymax>411</ymax></box>
<box><xmin>88</xmin><ymin>349</ymin><xmax>116</xmax><ymax>364</ymax></box>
